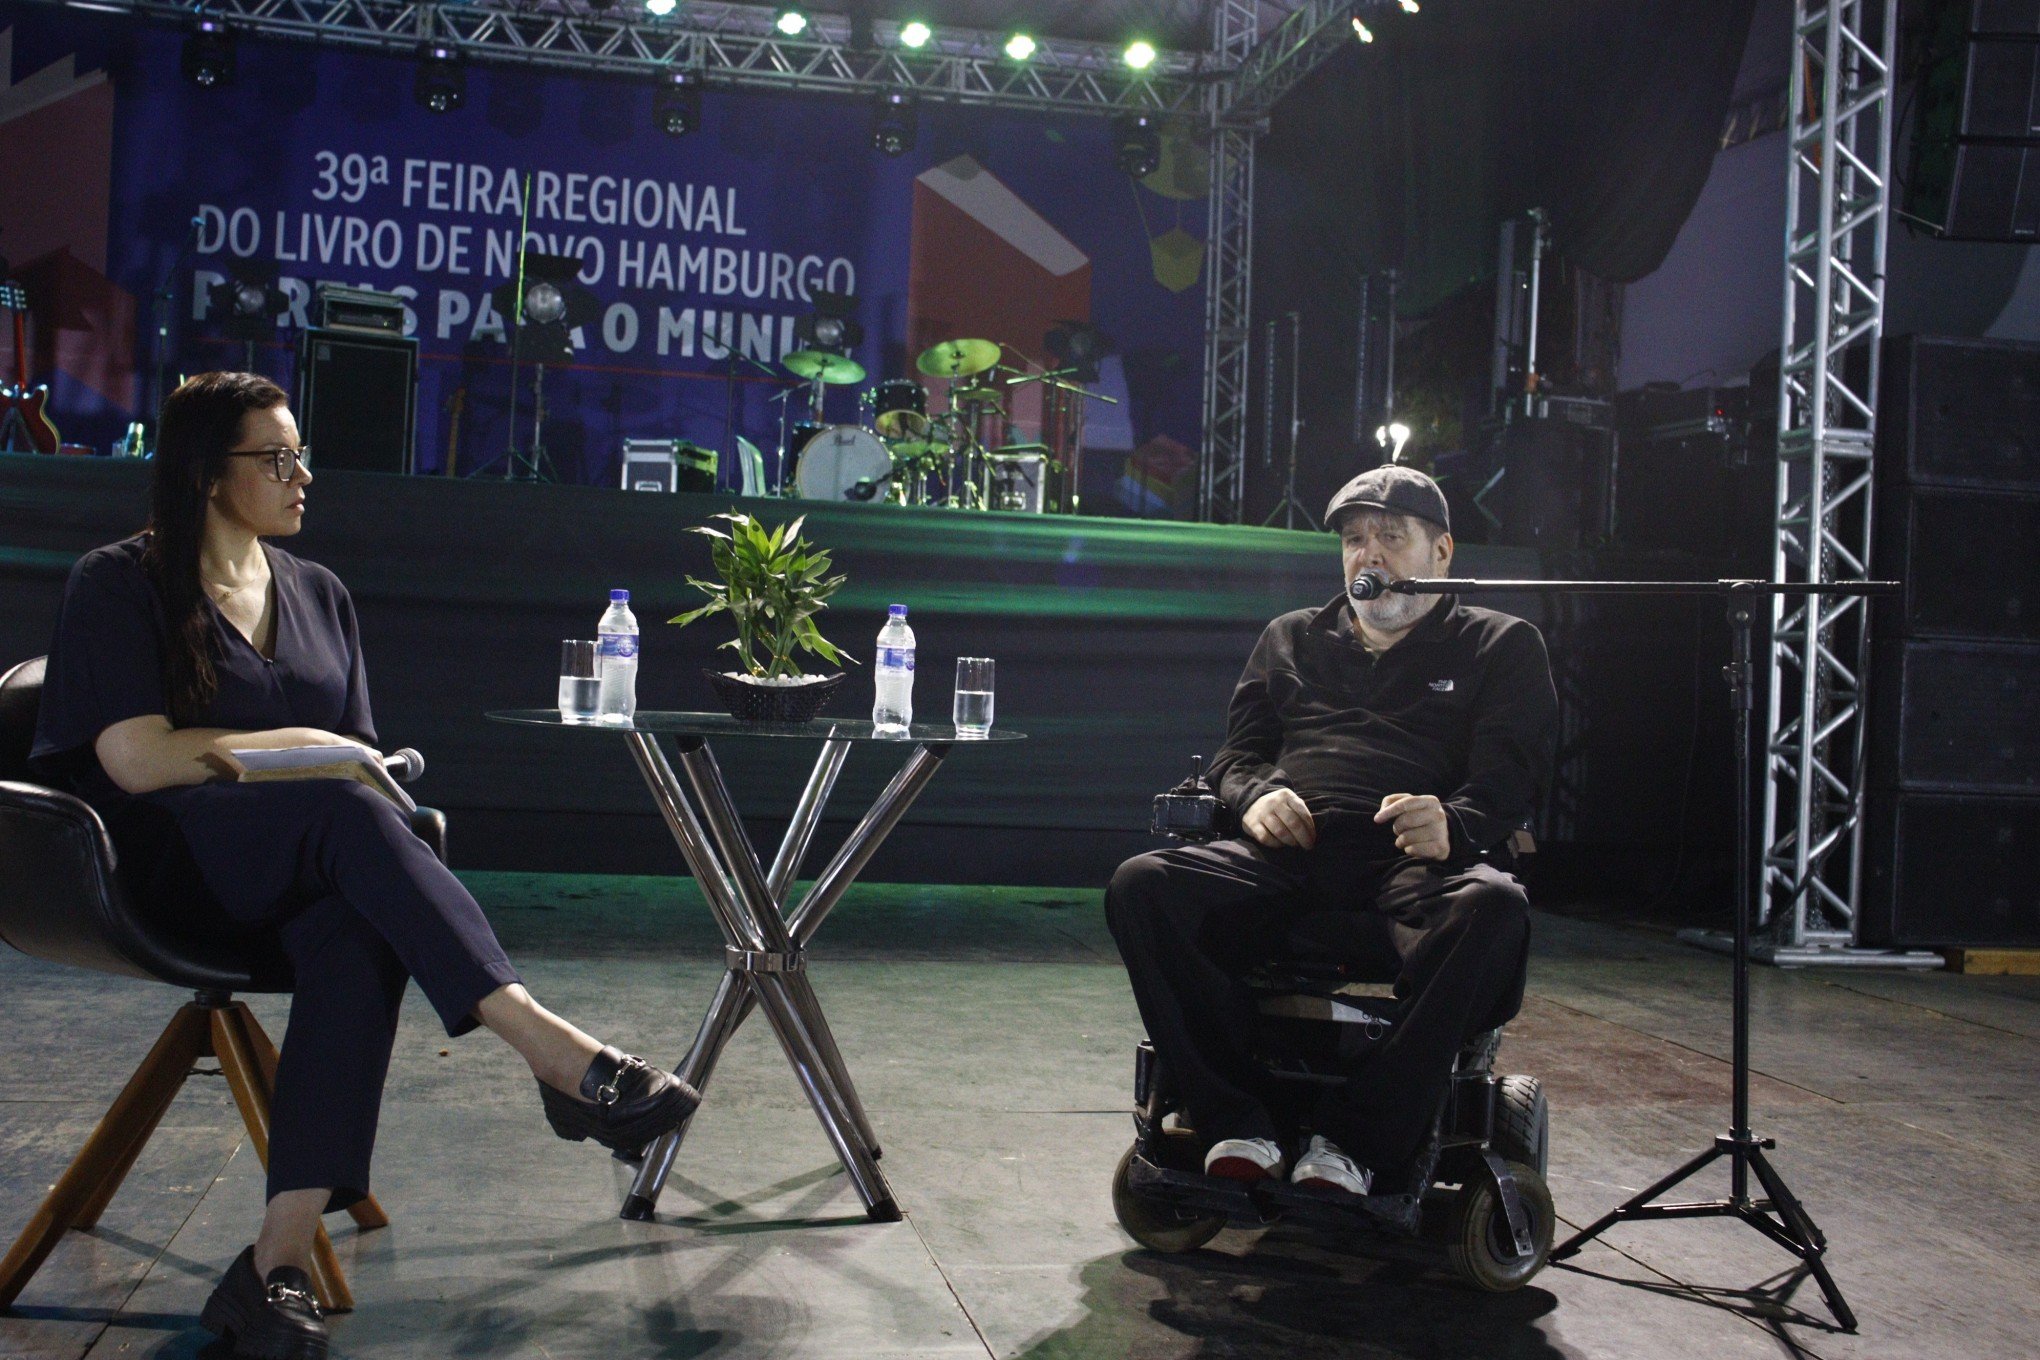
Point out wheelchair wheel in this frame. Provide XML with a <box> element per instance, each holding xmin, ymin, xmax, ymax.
<box><xmin>1112</xmin><ymin>1146</ymin><xmax>1225</xmax><ymax>1254</ymax></box>
<box><xmin>1447</xmin><ymin>1160</ymin><xmax>1553</xmax><ymax>1292</ymax></box>
<box><xmin>1493</xmin><ymin>1075</ymin><xmax>1548</xmax><ymax>1177</ymax></box>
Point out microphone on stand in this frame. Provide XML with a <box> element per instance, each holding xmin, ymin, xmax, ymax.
<box><xmin>383</xmin><ymin>748</ymin><xmax>425</xmax><ymax>782</ymax></box>
<box><xmin>1348</xmin><ymin>569</ymin><xmax>1391</xmax><ymax>601</ymax></box>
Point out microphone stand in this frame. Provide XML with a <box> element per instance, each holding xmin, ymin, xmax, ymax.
<box><xmin>1371</xmin><ymin>574</ymin><xmax>1896</xmax><ymax>1332</ymax></box>
<box><xmin>145</xmin><ymin>216</ymin><xmax>204</xmax><ymax>454</ymax></box>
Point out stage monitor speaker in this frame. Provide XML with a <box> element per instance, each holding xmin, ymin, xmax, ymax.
<box><xmin>296</xmin><ymin>328</ymin><xmax>418</xmax><ymax>474</ymax></box>
<box><xmin>1869</xmin><ymin>640</ymin><xmax>2040</xmax><ymax>795</ymax></box>
<box><xmin>1492</xmin><ymin>416</ymin><xmax>1611</xmax><ymax>552</ymax></box>
<box><xmin>1861</xmin><ymin>791</ymin><xmax>2040</xmax><ymax>948</ymax></box>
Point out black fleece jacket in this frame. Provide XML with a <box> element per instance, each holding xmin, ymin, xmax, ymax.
<box><xmin>1208</xmin><ymin>593</ymin><xmax>1557</xmax><ymax>863</ymax></box>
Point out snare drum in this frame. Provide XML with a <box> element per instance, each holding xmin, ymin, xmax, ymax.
<box><xmin>872</xmin><ymin>378</ymin><xmax>930</xmax><ymax>441</ymax></box>
<box><xmin>794</xmin><ymin>425</ymin><xmax>894</xmax><ymax>502</ymax></box>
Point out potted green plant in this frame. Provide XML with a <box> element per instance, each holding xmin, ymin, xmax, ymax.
<box><xmin>670</xmin><ymin>511</ymin><xmax>855</xmax><ymax>722</ymax></box>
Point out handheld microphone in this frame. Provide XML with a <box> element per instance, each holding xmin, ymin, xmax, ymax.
<box><xmin>1348</xmin><ymin>570</ymin><xmax>1390</xmax><ymax>601</ymax></box>
<box><xmin>383</xmin><ymin>748</ymin><xmax>425</xmax><ymax>783</ymax></box>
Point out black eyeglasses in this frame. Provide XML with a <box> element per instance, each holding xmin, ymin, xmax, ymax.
<box><xmin>225</xmin><ymin>446</ymin><xmax>312</xmax><ymax>482</ymax></box>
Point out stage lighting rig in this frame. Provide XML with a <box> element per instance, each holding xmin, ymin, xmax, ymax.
<box><xmin>898</xmin><ymin>20</ymin><xmax>931</xmax><ymax>48</ymax></box>
<box><xmin>1123</xmin><ymin>40</ymin><xmax>1157</xmax><ymax>71</ymax></box>
<box><xmin>654</xmin><ymin>68</ymin><xmax>702</xmax><ymax>134</ymax></box>
<box><xmin>583</xmin><ymin>0</ymin><xmax>618</xmax><ymax>11</ymax></box>
<box><xmin>642</xmin><ymin>0</ymin><xmax>677</xmax><ymax>14</ymax></box>
<box><xmin>1004</xmin><ymin>32</ymin><xmax>1037</xmax><ymax>61</ymax></box>
<box><xmin>181</xmin><ymin>17</ymin><xmax>235</xmax><ymax>88</ymax></box>
<box><xmin>871</xmin><ymin>89</ymin><xmax>917</xmax><ymax>156</ymax></box>
<box><xmin>414</xmin><ymin>43</ymin><xmax>465</xmax><ymax>113</ymax></box>
<box><xmin>774</xmin><ymin>7</ymin><xmax>808</xmax><ymax>36</ymax></box>
<box><xmin>1114</xmin><ymin>114</ymin><xmax>1161</xmax><ymax>179</ymax></box>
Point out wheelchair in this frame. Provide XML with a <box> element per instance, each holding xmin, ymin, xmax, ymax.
<box><xmin>1109</xmin><ymin>759</ymin><xmax>1555</xmax><ymax>1291</ymax></box>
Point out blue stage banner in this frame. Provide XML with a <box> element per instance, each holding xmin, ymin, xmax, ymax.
<box><xmin>0</xmin><ymin>5</ymin><xmax>1209</xmax><ymax>506</ymax></box>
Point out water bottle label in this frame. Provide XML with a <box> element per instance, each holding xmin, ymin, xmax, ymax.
<box><xmin>877</xmin><ymin>647</ymin><xmax>914</xmax><ymax>671</ymax></box>
<box><xmin>600</xmin><ymin>633</ymin><xmax>640</xmax><ymax>660</ymax></box>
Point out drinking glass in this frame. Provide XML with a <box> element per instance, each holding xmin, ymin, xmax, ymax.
<box><xmin>559</xmin><ymin>640</ymin><xmax>601</xmax><ymax>723</ymax></box>
<box><xmin>953</xmin><ymin>657</ymin><xmax>995</xmax><ymax>737</ymax></box>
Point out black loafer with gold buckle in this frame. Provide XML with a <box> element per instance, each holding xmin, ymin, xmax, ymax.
<box><xmin>537</xmin><ymin>1046</ymin><xmax>700</xmax><ymax>1154</ymax></box>
<box><xmin>199</xmin><ymin>1245</ymin><xmax>328</xmax><ymax>1360</ymax></box>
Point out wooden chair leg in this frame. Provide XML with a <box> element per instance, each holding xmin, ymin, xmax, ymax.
<box><xmin>238</xmin><ymin>1009</ymin><xmax>390</xmax><ymax>1233</ymax></box>
<box><xmin>0</xmin><ymin>1004</ymin><xmax>211</xmax><ymax>1309</ymax></box>
<box><xmin>211</xmin><ymin>1004</ymin><xmax>355</xmax><ymax>1315</ymax></box>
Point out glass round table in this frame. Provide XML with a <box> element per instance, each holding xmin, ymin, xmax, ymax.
<box><xmin>486</xmin><ymin>709</ymin><xmax>1025</xmax><ymax>1225</ymax></box>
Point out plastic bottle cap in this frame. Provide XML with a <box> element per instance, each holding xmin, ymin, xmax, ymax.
<box><xmin>888</xmin><ymin>604</ymin><xmax>907</xmax><ymax>617</ymax></box>
<box><xmin>611</xmin><ymin>589</ymin><xmax>630</xmax><ymax>602</ymax></box>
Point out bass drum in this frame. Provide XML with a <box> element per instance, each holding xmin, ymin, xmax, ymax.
<box><xmin>794</xmin><ymin>425</ymin><xmax>895</xmax><ymax>502</ymax></box>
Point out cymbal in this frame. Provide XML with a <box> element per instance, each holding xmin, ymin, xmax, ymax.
<box><xmin>875</xmin><ymin>409</ymin><xmax>932</xmax><ymax>440</ymax></box>
<box><xmin>916</xmin><ymin>338</ymin><xmax>1000</xmax><ymax>378</ymax></box>
<box><xmin>784</xmin><ymin>350</ymin><xmax>867</xmax><ymax>384</ymax></box>
<box><xmin>950</xmin><ymin>382</ymin><xmax>1005</xmax><ymax>408</ymax></box>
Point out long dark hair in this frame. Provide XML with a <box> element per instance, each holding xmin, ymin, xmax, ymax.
<box><xmin>142</xmin><ymin>371</ymin><xmax>290</xmax><ymax>725</ymax></box>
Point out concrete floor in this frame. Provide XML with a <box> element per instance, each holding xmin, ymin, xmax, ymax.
<box><xmin>3</xmin><ymin>875</ymin><xmax>2036</xmax><ymax>1360</ymax></box>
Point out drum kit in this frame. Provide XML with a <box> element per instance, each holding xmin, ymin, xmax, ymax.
<box><xmin>775</xmin><ymin>336</ymin><xmax>1095</xmax><ymax>512</ymax></box>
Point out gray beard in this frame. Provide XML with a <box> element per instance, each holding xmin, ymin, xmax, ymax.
<box><xmin>1353</xmin><ymin>584</ymin><xmax>1437</xmax><ymax>634</ymax></box>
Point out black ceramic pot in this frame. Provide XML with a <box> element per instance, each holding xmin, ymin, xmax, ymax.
<box><xmin>704</xmin><ymin>669</ymin><xmax>845</xmax><ymax>723</ymax></box>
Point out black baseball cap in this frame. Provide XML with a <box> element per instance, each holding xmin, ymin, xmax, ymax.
<box><xmin>1324</xmin><ymin>464</ymin><xmax>1451</xmax><ymax>535</ymax></box>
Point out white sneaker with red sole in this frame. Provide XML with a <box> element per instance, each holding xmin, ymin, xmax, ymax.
<box><xmin>1203</xmin><ymin>1136</ymin><xmax>1286</xmax><ymax>1182</ymax></box>
<box><xmin>1290</xmin><ymin>1134</ymin><xmax>1372</xmax><ymax>1197</ymax></box>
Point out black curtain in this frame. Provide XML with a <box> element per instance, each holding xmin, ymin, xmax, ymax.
<box><xmin>1248</xmin><ymin>0</ymin><xmax>1758</xmax><ymax>521</ymax></box>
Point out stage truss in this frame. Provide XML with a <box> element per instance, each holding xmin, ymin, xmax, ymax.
<box><xmin>1751</xmin><ymin>0</ymin><xmax>1932</xmax><ymax>966</ymax></box>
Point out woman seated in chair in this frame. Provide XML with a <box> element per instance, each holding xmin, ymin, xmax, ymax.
<box><xmin>29</xmin><ymin>372</ymin><xmax>697</xmax><ymax>1360</ymax></box>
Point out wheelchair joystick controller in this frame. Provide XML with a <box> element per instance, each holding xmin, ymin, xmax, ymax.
<box><xmin>1149</xmin><ymin>754</ymin><xmax>1236</xmax><ymax>842</ymax></box>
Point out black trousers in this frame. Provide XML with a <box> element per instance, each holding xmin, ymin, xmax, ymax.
<box><xmin>125</xmin><ymin>779</ymin><xmax>520</xmax><ymax>1212</ymax></box>
<box><xmin>1104</xmin><ymin>827</ymin><xmax>1529</xmax><ymax>1172</ymax></box>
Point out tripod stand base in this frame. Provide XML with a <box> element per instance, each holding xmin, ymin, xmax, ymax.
<box><xmin>1678</xmin><ymin>928</ymin><xmax>1943</xmax><ymax>970</ymax></box>
<box><xmin>1551</xmin><ymin>1131</ymin><xmax>1857</xmax><ymax>1332</ymax></box>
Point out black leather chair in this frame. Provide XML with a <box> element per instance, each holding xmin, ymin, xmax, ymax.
<box><xmin>0</xmin><ymin>657</ymin><xmax>445</xmax><ymax>1314</ymax></box>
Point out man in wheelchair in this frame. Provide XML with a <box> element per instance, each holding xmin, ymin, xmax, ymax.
<box><xmin>1107</xmin><ymin>464</ymin><xmax>1557</xmax><ymax>1202</ymax></box>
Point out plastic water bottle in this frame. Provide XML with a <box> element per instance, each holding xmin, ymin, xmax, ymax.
<box><xmin>872</xmin><ymin>604</ymin><xmax>915</xmax><ymax>736</ymax></box>
<box><xmin>596</xmin><ymin>589</ymin><xmax>639</xmax><ymax>724</ymax></box>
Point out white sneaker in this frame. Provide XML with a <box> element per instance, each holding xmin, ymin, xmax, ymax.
<box><xmin>1203</xmin><ymin>1136</ymin><xmax>1286</xmax><ymax>1183</ymax></box>
<box><xmin>1290</xmin><ymin>1135</ymin><xmax>1372</xmax><ymax>1197</ymax></box>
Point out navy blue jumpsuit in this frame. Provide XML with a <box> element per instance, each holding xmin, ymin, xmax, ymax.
<box><xmin>30</xmin><ymin>535</ymin><xmax>520</xmax><ymax>1211</ymax></box>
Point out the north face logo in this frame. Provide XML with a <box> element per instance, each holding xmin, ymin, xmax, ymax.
<box><xmin>1429</xmin><ymin>679</ymin><xmax>1455</xmax><ymax>692</ymax></box>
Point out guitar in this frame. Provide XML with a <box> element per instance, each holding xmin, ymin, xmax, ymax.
<box><xmin>0</xmin><ymin>282</ymin><xmax>60</xmax><ymax>455</ymax></box>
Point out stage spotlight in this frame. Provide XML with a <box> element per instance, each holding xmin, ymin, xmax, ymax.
<box><xmin>181</xmin><ymin>18</ymin><xmax>235</xmax><ymax>88</ymax></box>
<box><xmin>642</xmin><ymin>0</ymin><xmax>677</xmax><ymax>15</ymax></box>
<box><xmin>1113</xmin><ymin>113</ymin><xmax>1161</xmax><ymax>179</ymax></box>
<box><xmin>1004</xmin><ymin>32</ymin><xmax>1036</xmax><ymax>61</ymax></box>
<box><xmin>899</xmin><ymin>19</ymin><xmax>931</xmax><ymax>48</ymax></box>
<box><xmin>1399</xmin><ymin>0</ymin><xmax>1420</xmax><ymax>11</ymax></box>
<box><xmin>795</xmin><ymin>290</ymin><xmax>863</xmax><ymax>353</ymax></box>
<box><xmin>414</xmin><ymin>43</ymin><xmax>465</xmax><ymax>114</ymax></box>
<box><xmin>774</xmin><ymin>6</ymin><xmax>808</xmax><ymax>36</ymax></box>
<box><xmin>1351</xmin><ymin>16</ymin><xmax>1376</xmax><ymax>42</ymax></box>
<box><xmin>871</xmin><ymin>89</ymin><xmax>917</xmax><ymax>156</ymax></box>
<box><xmin>654</xmin><ymin>68</ymin><xmax>702</xmax><ymax>134</ymax></box>
<box><xmin>1123</xmin><ymin>39</ymin><xmax>1157</xmax><ymax>71</ymax></box>
<box><xmin>206</xmin><ymin>260</ymin><xmax>288</xmax><ymax>344</ymax></box>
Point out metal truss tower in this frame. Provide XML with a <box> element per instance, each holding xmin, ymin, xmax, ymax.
<box><xmin>1197</xmin><ymin>0</ymin><xmax>1261</xmax><ymax>524</ymax></box>
<box><xmin>1756</xmin><ymin>0</ymin><xmax>1934</xmax><ymax>966</ymax></box>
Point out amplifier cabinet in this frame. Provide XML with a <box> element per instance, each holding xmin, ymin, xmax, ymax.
<box><xmin>295</xmin><ymin>328</ymin><xmax>419</xmax><ymax>475</ymax></box>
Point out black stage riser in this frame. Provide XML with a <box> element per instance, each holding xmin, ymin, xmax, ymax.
<box><xmin>1</xmin><ymin>454</ymin><xmax>1724</xmax><ymax>885</ymax></box>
